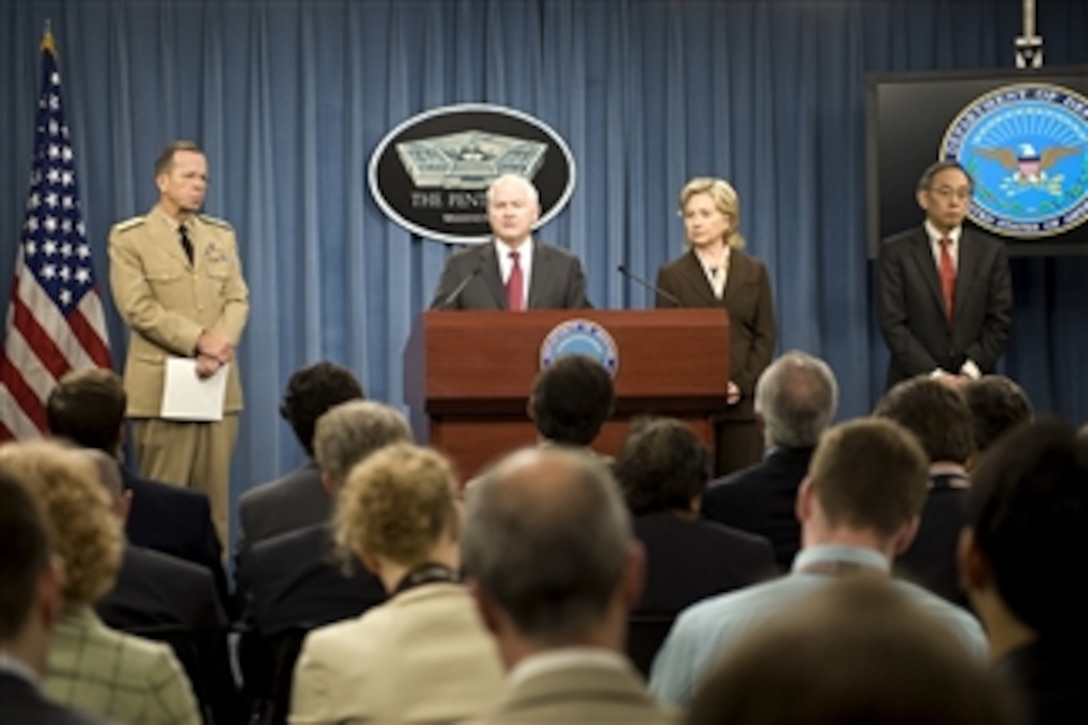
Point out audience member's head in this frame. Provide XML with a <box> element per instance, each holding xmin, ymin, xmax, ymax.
<box><xmin>963</xmin><ymin>375</ymin><xmax>1032</xmax><ymax>455</ymax></box>
<box><xmin>312</xmin><ymin>400</ymin><xmax>412</xmax><ymax>492</ymax></box>
<box><xmin>463</xmin><ymin>447</ymin><xmax>641</xmax><ymax>657</ymax></box>
<box><xmin>614</xmin><ymin>417</ymin><xmax>710</xmax><ymax>516</ymax></box>
<box><xmin>335</xmin><ymin>443</ymin><xmax>461</xmax><ymax>590</ymax></box>
<box><xmin>874</xmin><ymin>376</ymin><xmax>975</xmax><ymax>465</ymax></box>
<box><xmin>281</xmin><ymin>362</ymin><xmax>365</xmax><ymax>457</ymax></box>
<box><xmin>0</xmin><ymin>440</ymin><xmax>123</xmax><ymax>608</ymax></box>
<box><xmin>46</xmin><ymin>368</ymin><xmax>127</xmax><ymax>454</ymax></box>
<box><xmin>0</xmin><ymin>471</ymin><xmax>64</xmax><ymax>675</ymax></box>
<box><xmin>961</xmin><ymin>419</ymin><xmax>1088</xmax><ymax>647</ymax></box>
<box><xmin>754</xmin><ymin>350</ymin><xmax>838</xmax><ymax>449</ymax></box>
<box><xmin>686</xmin><ymin>576</ymin><xmax>1016</xmax><ymax>725</ymax></box>
<box><xmin>801</xmin><ymin>418</ymin><xmax>929</xmax><ymax>553</ymax></box>
<box><xmin>528</xmin><ymin>355</ymin><xmax>615</xmax><ymax>447</ymax></box>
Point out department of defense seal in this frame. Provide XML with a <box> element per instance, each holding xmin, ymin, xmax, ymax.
<box><xmin>539</xmin><ymin>319</ymin><xmax>619</xmax><ymax>376</ymax></box>
<box><xmin>941</xmin><ymin>83</ymin><xmax>1088</xmax><ymax>238</ymax></box>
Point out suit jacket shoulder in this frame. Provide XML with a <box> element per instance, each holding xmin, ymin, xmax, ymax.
<box><xmin>703</xmin><ymin>448</ymin><xmax>812</xmax><ymax>570</ymax></box>
<box><xmin>120</xmin><ymin>465</ymin><xmax>229</xmax><ymax>609</ymax></box>
<box><xmin>480</xmin><ymin>662</ymin><xmax>677</xmax><ymax>724</ymax></box>
<box><xmin>0</xmin><ymin>672</ymin><xmax>108</xmax><ymax>724</ymax></box>
<box><xmin>243</xmin><ymin>524</ymin><xmax>385</xmax><ymax>635</ymax></box>
<box><xmin>529</xmin><ymin>239</ymin><xmax>590</xmax><ymax>308</ymax></box>
<box><xmin>431</xmin><ymin>240</ymin><xmax>590</xmax><ymax>309</ymax></box>
<box><xmin>291</xmin><ymin>584</ymin><xmax>504</xmax><ymax>723</ymax></box>
<box><xmin>895</xmin><ymin>485</ymin><xmax>969</xmax><ymax>606</ymax></box>
<box><xmin>237</xmin><ymin>462</ymin><xmax>328</xmax><ymax>551</ymax></box>
<box><xmin>45</xmin><ymin>607</ymin><xmax>201</xmax><ymax>724</ymax></box>
<box><xmin>880</xmin><ymin>226</ymin><xmax>928</xmax><ymax>251</ymax></box>
<box><xmin>634</xmin><ymin>514</ymin><xmax>776</xmax><ymax>615</ymax></box>
<box><xmin>96</xmin><ymin>545</ymin><xmax>224</xmax><ymax>632</ymax></box>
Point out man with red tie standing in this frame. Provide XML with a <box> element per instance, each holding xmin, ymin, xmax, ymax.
<box><xmin>429</xmin><ymin>174</ymin><xmax>589</xmax><ymax>310</ymax></box>
<box><xmin>878</xmin><ymin>161</ymin><xmax>1012</xmax><ymax>390</ymax></box>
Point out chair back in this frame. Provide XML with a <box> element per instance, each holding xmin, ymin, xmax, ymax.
<box><xmin>243</xmin><ymin>627</ymin><xmax>310</xmax><ymax>725</ymax></box>
<box><xmin>129</xmin><ymin>623</ymin><xmax>216</xmax><ymax>723</ymax></box>
<box><xmin>626</xmin><ymin>615</ymin><xmax>676</xmax><ymax>678</ymax></box>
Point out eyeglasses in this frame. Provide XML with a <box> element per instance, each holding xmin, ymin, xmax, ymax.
<box><xmin>929</xmin><ymin>186</ymin><xmax>972</xmax><ymax>201</ymax></box>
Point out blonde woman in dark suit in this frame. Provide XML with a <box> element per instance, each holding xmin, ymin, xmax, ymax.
<box><xmin>655</xmin><ymin>178</ymin><xmax>776</xmax><ymax>476</ymax></box>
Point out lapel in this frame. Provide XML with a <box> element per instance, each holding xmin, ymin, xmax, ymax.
<box><xmin>721</xmin><ymin>249</ymin><xmax>750</xmax><ymax>309</ymax></box>
<box><xmin>765</xmin><ymin>447</ymin><xmax>815</xmax><ymax>476</ymax></box>
<box><xmin>502</xmin><ymin>662</ymin><xmax>657</xmax><ymax>715</ymax></box>
<box><xmin>527</xmin><ymin>241</ymin><xmax>549</xmax><ymax>309</ymax></box>
<box><xmin>477</xmin><ymin>242</ymin><xmax>508</xmax><ymax>309</ymax></box>
<box><xmin>677</xmin><ymin>250</ymin><xmax>719</xmax><ymax>306</ymax></box>
<box><xmin>909</xmin><ymin>227</ymin><xmax>945</xmax><ymax>315</ymax></box>
<box><xmin>953</xmin><ymin>228</ymin><xmax>981</xmax><ymax>328</ymax></box>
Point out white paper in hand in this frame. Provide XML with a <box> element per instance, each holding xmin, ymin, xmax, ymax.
<box><xmin>161</xmin><ymin>357</ymin><xmax>229</xmax><ymax>421</ymax></box>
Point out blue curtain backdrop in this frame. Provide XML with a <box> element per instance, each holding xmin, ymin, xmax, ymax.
<box><xmin>3</xmin><ymin>0</ymin><xmax>1087</xmax><ymax>548</ymax></box>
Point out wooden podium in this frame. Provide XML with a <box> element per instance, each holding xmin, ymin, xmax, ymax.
<box><xmin>404</xmin><ymin>309</ymin><xmax>730</xmax><ymax>481</ymax></box>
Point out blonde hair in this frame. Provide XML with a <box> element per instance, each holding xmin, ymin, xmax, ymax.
<box><xmin>0</xmin><ymin>441</ymin><xmax>122</xmax><ymax>606</ymax></box>
<box><xmin>335</xmin><ymin>443</ymin><xmax>459</xmax><ymax>568</ymax></box>
<box><xmin>679</xmin><ymin>177</ymin><xmax>746</xmax><ymax>250</ymax></box>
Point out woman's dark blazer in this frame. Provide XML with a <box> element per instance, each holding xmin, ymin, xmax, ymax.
<box><xmin>655</xmin><ymin>249</ymin><xmax>777</xmax><ymax>474</ymax></box>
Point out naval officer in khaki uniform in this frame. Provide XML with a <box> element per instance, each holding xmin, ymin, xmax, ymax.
<box><xmin>108</xmin><ymin>140</ymin><xmax>249</xmax><ymax>546</ymax></box>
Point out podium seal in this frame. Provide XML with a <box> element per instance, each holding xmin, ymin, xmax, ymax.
<box><xmin>539</xmin><ymin>319</ymin><xmax>618</xmax><ymax>375</ymax></box>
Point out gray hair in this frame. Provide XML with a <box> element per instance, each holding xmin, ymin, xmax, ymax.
<box><xmin>486</xmin><ymin>173</ymin><xmax>539</xmax><ymax>207</ymax></box>
<box><xmin>462</xmin><ymin>447</ymin><xmax>632</xmax><ymax>643</ymax></box>
<box><xmin>313</xmin><ymin>400</ymin><xmax>412</xmax><ymax>490</ymax></box>
<box><xmin>754</xmin><ymin>350</ymin><xmax>838</xmax><ymax>449</ymax></box>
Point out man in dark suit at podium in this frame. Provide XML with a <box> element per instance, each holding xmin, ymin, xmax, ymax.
<box><xmin>878</xmin><ymin>161</ymin><xmax>1012</xmax><ymax>390</ymax></box>
<box><xmin>430</xmin><ymin>174</ymin><xmax>590</xmax><ymax>310</ymax></box>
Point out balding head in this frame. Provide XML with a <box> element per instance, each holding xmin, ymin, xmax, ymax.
<box><xmin>755</xmin><ymin>351</ymin><xmax>838</xmax><ymax>449</ymax></box>
<box><xmin>463</xmin><ymin>447</ymin><xmax>638</xmax><ymax>646</ymax></box>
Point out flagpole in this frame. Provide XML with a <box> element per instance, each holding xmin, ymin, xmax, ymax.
<box><xmin>42</xmin><ymin>19</ymin><xmax>56</xmax><ymax>55</ymax></box>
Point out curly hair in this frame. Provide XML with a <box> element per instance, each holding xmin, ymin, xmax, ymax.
<box><xmin>335</xmin><ymin>443</ymin><xmax>458</xmax><ymax>569</ymax></box>
<box><xmin>280</xmin><ymin>362</ymin><xmax>365</xmax><ymax>456</ymax></box>
<box><xmin>963</xmin><ymin>375</ymin><xmax>1032</xmax><ymax>453</ymax></box>
<box><xmin>873</xmin><ymin>376</ymin><xmax>974</xmax><ymax>464</ymax></box>
<box><xmin>0</xmin><ymin>441</ymin><xmax>122</xmax><ymax>606</ymax></box>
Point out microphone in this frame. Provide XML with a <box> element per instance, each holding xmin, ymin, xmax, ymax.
<box><xmin>435</xmin><ymin>264</ymin><xmax>482</xmax><ymax>309</ymax></box>
<box><xmin>617</xmin><ymin>264</ymin><xmax>681</xmax><ymax>307</ymax></box>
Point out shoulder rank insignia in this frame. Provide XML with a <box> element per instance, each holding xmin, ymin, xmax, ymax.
<box><xmin>199</xmin><ymin>214</ymin><xmax>234</xmax><ymax>231</ymax></box>
<box><xmin>113</xmin><ymin>216</ymin><xmax>145</xmax><ymax>232</ymax></box>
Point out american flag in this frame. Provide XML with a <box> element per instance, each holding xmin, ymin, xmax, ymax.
<box><xmin>0</xmin><ymin>28</ymin><xmax>111</xmax><ymax>441</ymax></box>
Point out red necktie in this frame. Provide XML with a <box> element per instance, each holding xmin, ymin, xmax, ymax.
<box><xmin>938</xmin><ymin>237</ymin><xmax>955</xmax><ymax>325</ymax></box>
<box><xmin>506</xmin><ymin>250</ymin><xmax>524</xmax><ymax>311</ymax></box>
